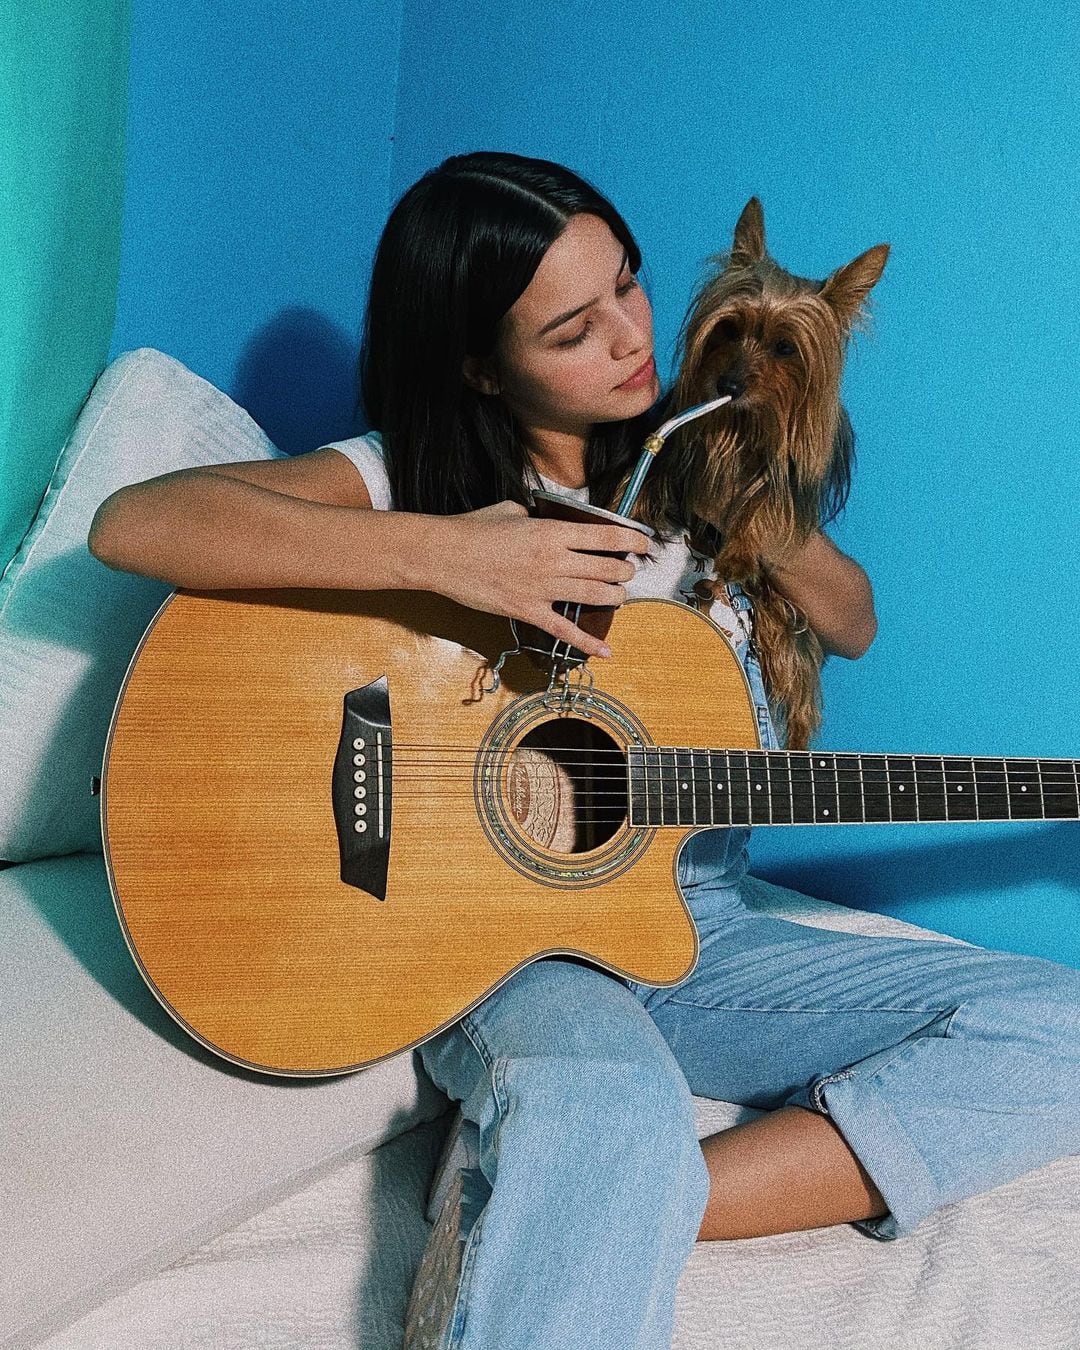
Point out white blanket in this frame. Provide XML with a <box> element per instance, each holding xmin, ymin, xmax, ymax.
<box><xmin>38</xmin><ymin>1098</ymin><xmax>1080</xmax><ymax>1350</ymax></box>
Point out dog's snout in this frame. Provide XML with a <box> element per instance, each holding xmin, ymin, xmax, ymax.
<box><xmin>715</xmin><ymin>374</ymin><xmax>745</xmax><ymax>400</ymax></box>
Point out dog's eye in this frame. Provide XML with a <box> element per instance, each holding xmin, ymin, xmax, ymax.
<box><xmin>774</xmin><ymin>339</ymin><xmax>797</xmax><ymax>357</ymax></box>
<box><xmin>714</xmin><ymin>318</ymin><xmax>741</xmax><ymax>343</ymax></box>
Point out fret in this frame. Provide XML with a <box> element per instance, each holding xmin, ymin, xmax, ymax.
<box><xmin>886</xmin><ymin>755</ymin><xmax>918</xmax><ymax>820</ymax></box>
<box><xmin>692</xmin><ymin>748</ymin><xmax>713</xmax><ymax>825</ymax></box>
<box><xmin>810</xmin><ymin>753</ymin><xmax>839</xmax><ymax>823</ymax></box>
<box><xmin>747</xmin><ymin>751</ymin><xmax>771</xmax><ymax>824</ymax></box>
<box><xmin>675</xmin><ymin>748</ymin><xmax>693</xmax><ymax>826</ymax></box>
<box><xmin>727</xmin><ymin>751</ymin><xmax>751</xmax><ymax>826</ymax></box>
<box><xmin>1005</xmin><ymin>759</ymin><xmax>1042</xmax><ymax>819</ymax></box>
<box><xmin>628</xmin><ymin>748</ymin><xmax>646</xmax><ymax>826</ymax></box>
<box><xmin>860</xmin><ymin>755</ymin><xmax>891</xmax><ymax>822</ymax></box>
<box><xmin>943</xmin><ymin>757</ymin><xmax>978</xmax><ymax>820</ymax></box>
<box><xmin>789</xmin><ymin>753</ymin><xmax>814</xmax><ymax>824</ymax></box>
<box><xmin>835</xmin><ymin>754</ymin><xmax>865</xmax><ymax>823</ymax></box>
<box><xmin>913</xmin><ymin>756</ymin><xmax>948</xmax><ymax>821</ymax></box>
<box><xmin>973</xmin><ymin>757</ymin><xmax>1008</xmax><ymax>820</ymax></box>
<box><xmin>660</xmin><ymin>747</ymin><xmax>679</xmax><ymax>825</ymax></box>
<box><xmin>1040</xmin><ymin>759</ymin><xmax>1080</xmax><ymax>819</ymax></box>
<box><xmin>770</xmin><ymin>751</ymin><xmax>794</xmax><ymax>824</ymax></box>
<box><xmin>709</xmin><ymin>750</ymin><xmax>732</xmax><ymax>825</ymax></box>
<box><xmin>645</xmin><ymin>747</ymin><xmax>663</xmax><ymax>827</ymax></box>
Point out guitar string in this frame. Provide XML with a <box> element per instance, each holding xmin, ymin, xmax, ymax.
<box><xmin>388</xmin><ymin>778</ymin><xmax>1080</xmax><ymax>803</ymax></box>
<box><xmin>376</xmin><ymin>800</ymin><xmax>1073</xmax><ymax>821</ymax></box>
<box><xmin>389</xmin><ymin>766</ymin><xmax>1078</xmax><ymax>793</ymax></box>
<box><xmin>380</xmin><ymin>798</ymin><xmax>1076</xmax><ymax>822</ymax></box>
<box><xmin>390</xmin><ymin>756</ymin><xmax>1078</xmax><ymax>775</ymax></box>
<box><xmin>388</xmin><ymin>758</ymin><xmax>1079</xmax><ymax>780</ymax></box>
<box><xmin>390</xmin><ymin>744</ymin><xmax>1080</xmax><ymax>762</ymax></box>
<box><xmin>382</xmin><ymin>746</ymin><xmax>1079</xmax><ymax>814</ymax></box>
<box><xmin>388</xmin><ymin>744</ymin><xmax>1080</xmax><ymax>770</ymax></box>
<box><xmin>388</xmin><ymin>749</ymin><xmax>1079</xmax><ymax>816</ymax></box>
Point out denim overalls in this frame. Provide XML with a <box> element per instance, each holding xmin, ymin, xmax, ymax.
<box><xmin>410</xmin><ymin>584</ymin><xmax>1080</xmax><ymax>1350</ymax></box>
<box><xmin>673</xmin><ymin>578</ymin><xmax>781</xmax><ymax>900</ymax></box>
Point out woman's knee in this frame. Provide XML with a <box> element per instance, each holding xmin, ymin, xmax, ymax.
<box><xmin>417</xmin><ymin>962</ymin><xmax>710</xmax><ymax>1211</ymax></box>
<box><xmin>497</xmin><ymin>1052</ymin><xmax>706</xmax><ymax>1192</ymax></box>
<box><xmin>955</xmin><ymin>950</ymin><xmax>1080</xmax><ymax>1056</ymax></box>
<box><xmin>449</xmin><ymin>956</ymin><xmax>677</xmax><ymax>1066</ymax></box>
<box><xmin>978</xmin><ymin>950</ymin><xmax>1080</xmax><ymax>1009</ymax></box>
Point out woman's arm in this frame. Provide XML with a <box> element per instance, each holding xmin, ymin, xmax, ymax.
<box><xmin>86</xmin><ymin>450</ymin><xmax>652</xmax><ymax>659</ymax></box>
<box><xmin>88</xmin><ymin>452</ymin><xmax>436</xmax><ymax>592</ymax></box>
<box><xmin>760</xmin><ymin>530</ymin><xmax>877</xmax><ymax>660</ymax></box>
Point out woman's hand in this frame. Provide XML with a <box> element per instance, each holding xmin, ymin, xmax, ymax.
<box><xmin>427</xmin><ymin>500</ymin><xmax>657</xmax><ymax>658</ymax></box>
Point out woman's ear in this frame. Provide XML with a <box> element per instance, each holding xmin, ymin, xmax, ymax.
<box><xmin>462</xmin><ymin>355</ymin><xmax>500</xmax><ymax>396</ymax></box>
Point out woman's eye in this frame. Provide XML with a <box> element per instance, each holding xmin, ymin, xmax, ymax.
<box><xmin>557</xmin><ymin>277</ymin><xmax>638</xmax><ymax>349</ymax></box>
<box><xmin>558</xmin><ymin>322</ymin><xmax>592</xmax><ymax>348</ymax></box>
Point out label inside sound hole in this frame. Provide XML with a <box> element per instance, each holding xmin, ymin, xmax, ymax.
<box><xmin>508</xmin><ymin>748</ymin><xmax>576</xmax><ymax>850</ymax></box>
<box><xmin>506</xmin><ymin>717</ymin><xmax>627</xmax><ymax>854</ymax></box>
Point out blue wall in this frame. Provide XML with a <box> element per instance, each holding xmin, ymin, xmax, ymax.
<box><xmin>108</xmin><ymin>0</ymin><xmax>404</xmax><ymax>453</ymax></box>
<box><xmin>111</xmin><ymin>0</ymin><xmax>1080</xmax><ymax>965</ymax></box>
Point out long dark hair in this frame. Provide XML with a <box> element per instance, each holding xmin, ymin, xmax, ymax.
<box><xmin>359</xmin><ymin>151</ymin><xmax>671</xmax><ymax>516</ymax></box>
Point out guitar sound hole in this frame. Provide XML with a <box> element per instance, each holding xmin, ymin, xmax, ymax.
<box><xmin>507</xmin><ymin>717</ymin><xmax>627</xmax><ymax>853</ymax></box>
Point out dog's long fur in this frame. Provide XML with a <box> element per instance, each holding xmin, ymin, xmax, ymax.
<box><xmin>617</xmin><ymin>199</ymin><xmax>888</xmax><ymax>750</ymax></box>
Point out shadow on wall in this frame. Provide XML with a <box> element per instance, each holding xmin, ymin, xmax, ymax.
<box><xmin>232</xmin><ymin>306</ymin><xmax>372</xmax><ymax>455</ymax></box>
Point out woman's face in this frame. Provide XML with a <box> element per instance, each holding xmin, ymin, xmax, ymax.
<box><xmin>475</xmin><ymin>212</ymin><xmax>660</xmax><ymax>434</ymax></box>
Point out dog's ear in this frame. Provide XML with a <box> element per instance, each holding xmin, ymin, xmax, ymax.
<box><xmin>818</xmin><ymin>243</ymin><xmax>890</xmax><ymax>324</ymax></box>
<box><xmin>730</xmin><ymin>197</ymin><xmax>766</xmax><ymax>268</ymax></box>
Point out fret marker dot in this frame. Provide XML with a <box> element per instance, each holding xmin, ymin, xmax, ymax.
<box><xmin>1021</xmin><ymin>786</ymin><xmax>1027</xmax><ymax>792</ymax></box>
<box><xmin>715</xmin><ymin>783</ymin><xmax>724</xmax><ymax>791</ymax></box>
<box><xmin>755</xmin><ymin>783</ymin><xmax>762</xmax><ymax>791</ymax></box>
<box><xmin>957</xmin><ymin>785</ymin><xmax>963</xmax><ymax>791</ymax></box>
<box><xmin>681</xmin><ymin>782</ymin><xmax>688</xmax><ymax>790</ymax></box>
<box><xmin>823</xmin><ymin>808</ymin><xmax>830</xmax><ymax>816</ymax></box>
<box><xmin>898</xmin><ymin>784</ymin><xmax>905</xmax><ymax>791</ymax></box>
<box><xmin>818</xmin><ymin>760</ymin><xmax>825</xmax><ymax>767</ymax></box>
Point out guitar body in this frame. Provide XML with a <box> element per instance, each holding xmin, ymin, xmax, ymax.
<box><xmin>102</xmin><ymin>589</ymin><xmax>761</xmax><ymax>1076</ymax></box>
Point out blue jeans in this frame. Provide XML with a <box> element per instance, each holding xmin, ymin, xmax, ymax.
<box><xmin>415</xmin><ymin>611</ymin><xmax>1080</xmax><ymax>1347</ymax></box>
<box><xmin>417</xmin><ymin>858</ymin><xmax>1080</xmax><ymax>1350</ymax></box>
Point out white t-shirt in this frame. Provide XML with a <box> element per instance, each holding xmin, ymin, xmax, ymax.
<box><xmin>321</xmin><ymin>430</ymin><xmax>755</xmax><ymax>654</ymax></box>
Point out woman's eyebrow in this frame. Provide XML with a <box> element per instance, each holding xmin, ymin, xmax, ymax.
<box><xmin>537</xmin><ymin>247</ymin><xmax>630</xmax><ymax>336</ymax></box>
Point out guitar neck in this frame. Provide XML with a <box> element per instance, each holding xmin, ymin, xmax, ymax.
<box><xmin>626</xmin><ymin>748</ymin><xmax>1080</xmax><ymax>827</ymax></box>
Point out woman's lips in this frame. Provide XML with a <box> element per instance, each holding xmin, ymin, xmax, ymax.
<box><xmin>616</xmin><ymin>354</ymin><xmax>655</xmax><ymax>390</ymax></box>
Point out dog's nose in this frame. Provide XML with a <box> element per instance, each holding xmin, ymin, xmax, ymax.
<box><xmin>715</xmin><ymin>374</ymin><xmax>745</xmax><ymax>400</ymax></box>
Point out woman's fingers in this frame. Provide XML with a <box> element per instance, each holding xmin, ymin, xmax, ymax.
<box><xmin>544</xmin><ymin>578</ymin><xmax>628</xmax><ymax>608</ymax></box>
<box><xmin>567</xmin><ymin>552</ymin><xmax>639</xmax><ymax>583</ymax></box>
<box><xmin>527</xmin><ymin>604</ymin><xmax>612</xmax><ymax>658</ymax></box>
<box><xmin>432</xmin><ymin>503</ymin><xmax>655</xmax><ymax>658</ymax></box>
<box><xmin>563</xmin><ymin>521</ymin><xmax>655</xmax><ymax>557</ymax></box>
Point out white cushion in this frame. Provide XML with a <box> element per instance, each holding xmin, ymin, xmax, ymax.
<box><xmin>0</xmin><ymin>854</ymin><xmax>449</xmax><ymax>1347</ymax></box>
<box><xmin>0</xmin><ymin>348</ymin><xmax>287</xmax><ymax>863</ymax></box>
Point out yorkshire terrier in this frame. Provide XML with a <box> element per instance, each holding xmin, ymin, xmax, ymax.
<box><xmin>623</xmin><ymin>197</ymin><xmax>889</xmax><ymax>751</ymax></box>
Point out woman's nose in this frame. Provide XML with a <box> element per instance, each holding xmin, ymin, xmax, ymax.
<box><xmin>611</xmin><ymin>308</ymin><xmax>650</xmax><ymax>357</ymax></box>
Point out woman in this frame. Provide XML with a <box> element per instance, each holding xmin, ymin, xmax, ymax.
<box><xmin>89</xmin><ymin>151</ymin><xmax>1080</xmax><ymax>1350</ymax></box>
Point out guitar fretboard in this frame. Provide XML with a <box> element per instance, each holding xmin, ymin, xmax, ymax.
<box><xmin>626</xmin><ymin>749</ymin><xmax>1080</xmax><ymax>827</ymax></box>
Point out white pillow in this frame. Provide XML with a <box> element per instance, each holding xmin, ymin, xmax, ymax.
<box><xmin>0</xmin><ymin>348</ymin><xmax>286</xmax><ymax>862</ymax></box>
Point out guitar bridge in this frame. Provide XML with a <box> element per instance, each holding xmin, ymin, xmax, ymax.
<box><xmin>331</xmin><ymin>675</ymin><xmax>392</xmax><ymax>899</ymax></box>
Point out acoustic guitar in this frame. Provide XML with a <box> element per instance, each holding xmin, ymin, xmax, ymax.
<box><xmin>100</xmin><ymin>577</ymin><xmax>1080</xmax><ymax>1078</ymax></box>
